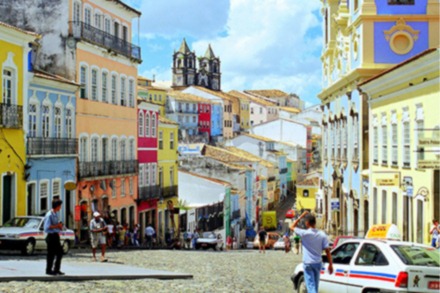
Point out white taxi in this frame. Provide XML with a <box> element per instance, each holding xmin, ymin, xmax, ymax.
<box><xmin>291</xmin><ymin>224</ymin><xmax>440</xmax><ymax>293</ymax></box>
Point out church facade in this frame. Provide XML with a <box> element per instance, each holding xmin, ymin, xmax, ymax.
<box><xmin>172</xmin><ymin>39</ymin><xmax>221</xmax><ymax>91</ymax></box>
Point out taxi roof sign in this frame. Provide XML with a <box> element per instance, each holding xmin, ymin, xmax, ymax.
<box><xmin>366</xmin><ymin>224</ymin><xmax>402</xmax><ymax>241</ymax></box>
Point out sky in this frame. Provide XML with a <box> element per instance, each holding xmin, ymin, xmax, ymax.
<box><xmin>124</xmin><ymin>0</ymin><xmax>323</xmax><ymax>106</ymax></box>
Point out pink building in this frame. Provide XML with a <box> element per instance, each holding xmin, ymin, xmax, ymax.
<box><xmin>137</xmin><ymin>100</ymin><xmax>160</xmax><ymax>237</ymax></box>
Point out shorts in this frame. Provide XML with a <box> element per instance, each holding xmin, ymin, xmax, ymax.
<box><xmin>259</xmin><ymin>240</ymin><xmax>266</xmax><ymax>246</ymax></box>
<box><xmin>91</xmin><ymin>235</ymin><xmax>106</xmax><ymax>248</ymax></box>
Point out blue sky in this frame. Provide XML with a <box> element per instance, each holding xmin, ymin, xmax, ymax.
<box><xmin>124</xmin><ymin>0</ymin><xmax>323</xmax><ymax>106</ymax></box>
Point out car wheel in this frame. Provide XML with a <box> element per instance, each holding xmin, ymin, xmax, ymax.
<box><xmin>297</xmin><ymin>275</ymin><xmax>307</xmax><ymax>293</ymax></box>
<box><xmin>22</xmin><ymin>239</ymin><xmax>35</xmax><ymax>256</ymax></box>
<box><xmin>62</xmin><ymin>240</ymin><xmax>70</xmax><ymax>254</ymax></box>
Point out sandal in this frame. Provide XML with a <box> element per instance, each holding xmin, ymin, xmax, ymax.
<box><xmin>100</xmin><ymin>257</ymin><xmax>108</xmax><ymax>262</ymax></box>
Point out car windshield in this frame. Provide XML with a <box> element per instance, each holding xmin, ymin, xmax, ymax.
<box><xmin>391</xmin><ymin>245</ymin><xmax>440</xmax><ymax>267</ymax></box>
<box><xmin>203</xmin><ymin>232</ymin><xmax>215</xmax><ymax>239</ymax></box>
<box><xmin>3</xmin><ymin>217</ymin><xmax>41</xmax><ymax>229</ymax></box>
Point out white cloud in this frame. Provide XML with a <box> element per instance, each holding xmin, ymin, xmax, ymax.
<box><xmin>192</xmin><ymin>0</ymin><xmax>322</xmax><ymax>103</ymax></box>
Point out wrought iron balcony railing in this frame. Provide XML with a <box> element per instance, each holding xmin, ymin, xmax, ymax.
<box><xmin>161</xmin><ymin>185</ymin><xmax>178</xmax><ymax>198</ymax></box>
<box><xmin>138</xmin><ymin>185</ymin><xmax>161</xmax><ymax>201</ymax></box>
<box><xmin>27</xmin><ymin>137</ymin><xmax>77</xmax><ymax>155</ymax></box>
<box><xmin>69</xmin><ymin>21</ymin><xmax>141</xmax><ymax>62</ymax></box>
<box><xmin>0</xmin><ymin>103</ymin><xmax>22</xmax><ymax>129</ymax></box>
<box><xmin>79</xmin><ymin>160</ymin><xmax>138</xmax><ymax>179</ymax></box>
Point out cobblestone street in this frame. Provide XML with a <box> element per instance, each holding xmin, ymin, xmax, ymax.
<box><xmin>0</xmin><ymin>249</ymin><xmax>301</xmax><ymax>292</ymax></box>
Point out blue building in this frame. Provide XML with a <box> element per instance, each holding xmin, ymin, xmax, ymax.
<box><xmin>26</xmin><ymin>70</ymin><xmax>78</xmax><ymax>229</ymax></box>
<box><xmin>210</xmin><ymin>103</ymin><xmax>223</xmax><ymax>139</ymax></box>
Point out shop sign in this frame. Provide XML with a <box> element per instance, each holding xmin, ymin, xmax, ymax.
<box><xmin>418</xmin><ymin>160</ymin><xmax>440</xmax><ymax>170</ymax></box>
<box><xmin>376</xmin><ymin>174</ymin><xmax>399</xmax><ymax>187</ymax></box>
<box><xmin>418</xmin><ymin>138</ymin><xmax>440</xmax><ymax>147</ymax></box>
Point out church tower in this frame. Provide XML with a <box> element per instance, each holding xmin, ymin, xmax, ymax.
<box><xmin>197</xmin><ymin>44</ymin><xmax>221</xmax><ymax>91</ymax></box>
<box><xmin>172</xmin><ymin>38</ymin><xmax>196</xmax><ymax>88</ymax></box>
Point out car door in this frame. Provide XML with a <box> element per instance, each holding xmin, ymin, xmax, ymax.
<box><xmin>320</xmin><ymin>241</ymin><xmax>360</xmax><ymax>293</ymax></box>
<box><xmin>36</xmin><ymin>221</ymin><xmax>47</xmax><ymax>250</ymax></box>
<box><xmin>348</xmin><ymin>242</ymin><xmax>393</xmax><ymax>293</ymax></box>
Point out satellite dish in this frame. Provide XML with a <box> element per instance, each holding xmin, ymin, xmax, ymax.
<box><xmin>64</xmin><ymin>181</ymin><xmax>76</xmax><ymax>191</ymax></box>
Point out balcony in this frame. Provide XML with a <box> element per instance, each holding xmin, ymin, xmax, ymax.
<box><xmin>161</xmin><ymin>185</ymin><xmax>178</xmax><ymax>198</ymax></box>
<box><xmin>231</xmin><ymin>209</ymin><xmax>241</xmax><ymax>220</ymax></box>
<box><xmin>279</xmin><ymin>168</ymin><xmax>288</xmax><ymax>174</ymax></box>
<box><xmin>27</xmin><ymin>137</ymin><xmax>77</xmax><ymax>156</ymax></box>
<box><xmin>0</xmin><ymin>103</ymin><xmax>22</xmax><ymax>129</ymax></box>
<box><xmin>79</xmin><ymin>160</ymin><xmax>138</xmax><ymax>179</ymax></box>
<box><xmin>69</xmin><ymin>21</ymin><xmax>141</xmax><ymax>63</ymax></box>
<box><xmin>138</xmin><ymin>185</ymin><xmax>160</xmax><ymax>201</ymax></box>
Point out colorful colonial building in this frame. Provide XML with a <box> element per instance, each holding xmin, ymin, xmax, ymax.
<box><xmin>137</xmin><ymin>99</ymin><xmax>160</xmax><ymax>239</ymax></box>
<box><xmin>0</xmin><ymin>21</ymin><xmax>37</xmax><ymax>225</ymax></box>
<box><xmin>26</xmin><ymin>71</ymin><xmax>79</xmax><ymax>229</ymax></box>
<box><xmin>360</xmin><ymin>48</ymin><xmax>440</xmax><ymax>244</ymax></box>
<box><xmin>319</xmin><ymin>0</ymin><xmax>439</xmax><ymax>238</ymax></box>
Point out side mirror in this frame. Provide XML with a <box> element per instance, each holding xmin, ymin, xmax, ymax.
<box><xmin>322</xmin><ymin>255</ymin><xmax>328</xmax><ymax>263</ymax></box>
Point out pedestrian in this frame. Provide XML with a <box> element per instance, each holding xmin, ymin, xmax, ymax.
<box><xmin>192</xmin><ymin>229</ymin><xmax>199</xmax><ymax>250</ymax></box>
<box><xmin>278</xmin><ymin>219</ymin><xmax>283</xmax><ymax>231</ymax></box>
<box><xmin>290</xmin><ymin>211</ymin><xmax>333</xmax><ymax>293</ymax></box>
<box><xmin>107</xmin><ymin>221</ymin><xmax>114</xmax><ymax>247</ymax></box>
<box><xmin>44</xmin><ymin>199</ymin><xmax>64</xmax><ymax>275</ymax></box>
<box><xmin>258</xmin><ymin>226</ymin><xmax>268</xmax><ymax>254</ymax></box>
<box><xmin>90</xmin><ymin>212</ymin><xmax>108</xmax><ymax>262</ymax></box>
<box><xmin>145</xmin><ymin>223</ymin><xmax>155</xmax><ymax>249</ymax></box>
<box><xmin>132</xmin><ymin>224</ymin><xmax>140</xmax><ymax>247</ymax></box>
<box><xmin>183</xmin><ymin>229</ymin><xmax>191</xmax><ymax>250</ymax></box>
<box><xmin>226</xmin><ymin>234</ymin><xmax>233</xmax><ymax>251</ymax></box>
<box><xmin>429</xmin><ymin>219</ymin><xmax>439</xmax><ymax>248</ymax></box>
<box><xmin>283</xmin><ymin>233</ymin><xmax>291</xmax><ymax>253</ymax></box>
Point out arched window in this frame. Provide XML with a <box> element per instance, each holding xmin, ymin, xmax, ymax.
<box><xmin>65</xmin><ymin>107</ymin><xmax>74</xmax><ymax>138</ymax></box>
<box><xmin>120</xmin><ymin>139</ymin><xmax>126</xmax><ymax>161</ymax></box>
<box><xmin>84</xmin><ymin>7</ymin><xmax>92</xmax><ymax>26</ymax></box>
<box><xmin>2</xmin><ymin>68</ymin><xmax>15</xmax><ymax>105</ymax></box>
<box><xmin>91</xmin><ymin>136</ymin><xmax>99</xmax><ymax>162</ymax></box>
<box><xmin>145</xmin><ymin>112</ymin><xmax>150</xmax><ymax>137</ymax></box>
<box><xmin>111</xmin><ymin>137</ymin><xmax>118</xmax><ymax>160</ymax></box>
<box><xmin>79</xmin><ymin>136</ymin><xmax>88</xmax><ymax>162</ymax></box>
<box><xmin>129</xmin><ymin>139</ymin><xmax>135</xmax><ymax>160</ymax></box>
<box><xmin>54</xmin><ymin>106</ymin><xmax>62</xmax><ymax>138</ymax></box>
<box><xmin>42</xmin><ymin>104</ymin><xmax>51</xmax><ymax>138</ymax></box>
<box><xmin>151</xmin><ymin>113</ymin><xmax>156</xmax><ymax>137</ymax></box>
<box><xmin>28</xmin><ymin>102</ymin><xmax>38</xmax><ymax>138</ymax></box>
<box><xmin>138</xmin><ymin>111</ymin><xmax>144</xmax><ymax>137</ymax></box>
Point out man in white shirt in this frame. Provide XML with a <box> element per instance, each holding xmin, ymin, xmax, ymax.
<box><xmin>90</xmin><ymin>212</ymin><xmax>107</xmax><ymax>262</ymax></box>
<box><xmin>145</xmin><ymin>224</ymin><xmax>155</xmax><ymax>249</ymax></box>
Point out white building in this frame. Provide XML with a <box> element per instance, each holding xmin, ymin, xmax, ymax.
<box><xmin>251</xmin><ymin>118</ymin><xmax>308</xmax><ymax>149</ymax></box>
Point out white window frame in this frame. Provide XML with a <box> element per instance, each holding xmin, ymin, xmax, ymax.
<box><xmin>145</xmin><ymin>112</ymin><xmax>150</xmax><ymax>137</ymax></box>
<box><xmin>381</xmin><ymin>113</ymin><xmax>388</xmax><ymax>165</ymax></box>
<box><xmin>52</xmin><ymin>179</ymin><xmax>61</xmax><ymax>200</ymax></box>
<box><xmin>28</xmin><ymin>101</ymin><xmax>38</xmax><ymax>138</ymax></box>
<box><xmin>121</xmin><ymin>178</ymin><xmax>126</xmax><ymax>197</ymax></box>
<box><xmin>129</xmin><ymin>138</ymin><xmax>135</xmax><ymax>160</ymax></box>
<box><xmin>111</xmin><ymin>74</ymin><xmax>117</xmax><ymax>104</ymax></box>
<box><xmin>151</xmin><ymin>113</ymin><xmax>157</xmax><ymax>137</ymax></box>
<box><xmin>80</xmin><ymin>64</ymin><xmax>88</xmax><ymax>99</ymax></box>
<box><xmin>101</xmin><ymin>70</ymin><xmax>108</xmax><ymax>102</ymax></box>
<box><xmin>91</xmin><ymin>68</ymin><xmax>98</xmax><ymax>101</ymax></box>
<box><xmin>145</xmin><ymin>163</ymin><xmax>150</xmax><ymax>186</ymax></box>
<box><xmin>158</xmin><ymin>130</ymin><xmax>163</xmax><ymax>150</ymax></box>
<box><xmin>129</xmin><ymin>177</ymin><xmax>134</xmax><ymax>196</ymax></box>
<box><xmin>84</xmin><ymin>7</ymin><xmax>92</xmax><ymax>26</ymax></box>
<box><xmin>54</xmin><ymin>105</ymin><xmax>62</xmax><ymax>138</ymax></box>
<box><xmin>73</xmin><ymin>1</ymin><xmax>81</xmax><ymax>22</ymax></box>
<box><xmin>2</xmin><ymin>68</ymin><xmax>15</xmax><ymax>105</ymax></box>
<box><xmin>111</xmin><ymin>137</ymin><xmax>118</xmax><ymax>160</ymax></box>
<box><xmin>138</xmin><ymin>111</ymin><xmax>144</xmax><ymax>137</ymax></box>
<box><xmin>139</xmin><ymin>164</ymin><xmax>144</xmax><ymax>187</ymax></box>
<box><xmin>128</xmin><ymin>79</ymin><xmax>135</xmax><ymax>107</ymax></box>
<box><xmin>120</xmin><ymin>76</ymin><xmax>126</xmax><ymax>106</ymax></box>
<box><xmin>151</xmin><ymin>163</ymin><xmax>156</xmax><ymax>186</ymax></box>
<box><xmin>39</xmin><ymin>180</ymin><xmax>49</xmax><ymax>213</ymax></box>
<box><xmin>91</xmin><ymin>136</ymin><xmax>99</xmax><ymax>162</ymax></box>
<box><xmin>104</xmin><ymin>16</ymin><xmax>111</xmax><ymax>34</ymax></box>
<box><xmin>41</xmin><ymin>101</ymin><xmax>52</xmax><ymax>138</ymax></box>
<box><xmin>402</xmin><ymin>108</ymin><xmax>410</xmax><ymax>167</ymax></box>
<box><xmin>79</xmin><ymin>135</ymin><xmax>88</xmax><ymax>162</ymax></box>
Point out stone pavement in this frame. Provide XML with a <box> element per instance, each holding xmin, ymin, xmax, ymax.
<box><xmin>0</xmin><ymin>260</ymin><xmax>192</xmax><ymax>282</ymax></box>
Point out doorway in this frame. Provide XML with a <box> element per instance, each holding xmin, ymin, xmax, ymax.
<box><xmin>2</xmin><ymin>175</ymin><xmax>14</xmax><ymax>224</ymax></box>
<box><xmin>65</xmin><ymin>189</ymin><xmax>72</xmax><ymax>228</ymax></box>
<box><xmin>27</xmin><ymin>183</ymin><xmax>36</xmax><ymax>216</ymax></box>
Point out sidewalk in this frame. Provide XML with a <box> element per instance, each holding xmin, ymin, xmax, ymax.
<box><xmin>0</xmin><ymin>260</ymin><xmax>192</xmax><ymax>282</ymax></box>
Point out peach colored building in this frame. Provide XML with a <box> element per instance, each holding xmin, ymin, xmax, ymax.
<box><xmin>71</xmin><ymin>0</ymin><xmax>141</xmax><ymax>240</ymax></box>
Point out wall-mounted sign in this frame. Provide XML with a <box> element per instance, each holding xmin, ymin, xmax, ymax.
<box><xmin>418</xmin><ymin>138</ymin><xmax>440</xmax><ymax>147</ymax></box>
<box><xmin>376</xmin><ymin>174</ymin><xmax>399</xmax><ymax>187</ymax></box>
<box><xmin>330</xmin><ymin>198</ymin><xmax>340</xmax><ymax>211</ymax></box>
<box><xmin>418</xmin><ymin>160</ymin><xmax>440</xmax><ymax>170</ymax></box>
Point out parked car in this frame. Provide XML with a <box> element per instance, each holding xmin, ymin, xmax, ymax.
<box><xmin>274</xmin><ymin>237</ymin><xmax>286</xmax><ymax>250</ymax></box>
<box><xmin>196</xmin><ymin>232</ymin><xmax>224</xmax><ymax>251</ymax></box>
<box><xmin>0</xmin><ymin>216</ymin><xmax>75</xmax><ymax>255</ymax></box>
<box><xmin>253</xmin><ymin>232</ymin><xmax>281</xmax><ymax>249</ymax></box>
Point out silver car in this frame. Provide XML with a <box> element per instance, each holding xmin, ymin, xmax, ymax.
<box><xmin>0</xmin><ymin>216</ymin><xmax>75</xmax><ymax>255</ymax></box>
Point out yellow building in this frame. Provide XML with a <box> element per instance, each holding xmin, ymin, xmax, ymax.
<box><xmin>0</xmin><ymin>22</ymin><xmax>38</xmax><ymax>224</ymax></box>
<box><xmin>157</xmin><ymin>116</ymin><xmax>179</xmax><ymax>240</ymax></box>
<box><xmin>296</xmin><ymin>178</ymin><xmax>319</xmax><ymax>212</ymax></box>
<box><xmin>228</xmin><ymin>90</ymin><xmax>251</xmax><ymax>131</ymax></box>
<box><xmin>138</xmin><ymin>76</ymin><xmax>167</xmax><ymax>116</ymax></box>
<box><xmin>360</xmin><ymin>48</ymin><xmax>440</xmax><ymax>245</ymax></box>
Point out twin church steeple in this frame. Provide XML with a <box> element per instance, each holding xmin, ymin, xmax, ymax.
<box><xmin>172</xmin><ymin>39</ymin><xmax>221</xmax><ymax>91</ymax></box>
